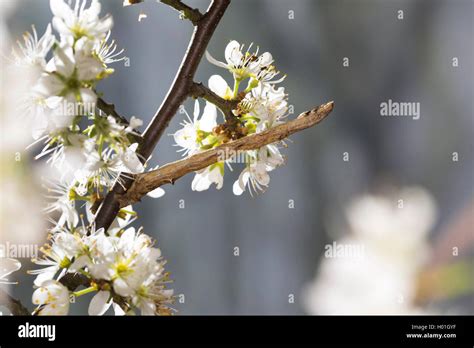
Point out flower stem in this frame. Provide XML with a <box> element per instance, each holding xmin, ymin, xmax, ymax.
<box><xmin>233</xmin><ymin>79</ymin><xmax>241</xmax><ymax>99</ymax></box>
<box><xmin>73</xmin><ymin>286</ymin><xmax>97</xmax><ymax>297</ymax></box>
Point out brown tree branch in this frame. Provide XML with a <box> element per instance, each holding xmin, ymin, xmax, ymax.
<box><xmin>54</xmin><ymin>102</ymin><xmax>334</xmax><ymax>307</ymax></box>
<box><xmin>116</xmin><ymin>101</ymin><xmax>334</xmax><ymax>207</ymax></box>
<box><xmin>0</xmin><ymin>288</ymin><xmax>30</xmax><ymax>315</ymax></box>
<box><xmin>190</xmin><ymin>82</ymin><xmax>238</xmax><ymax>121</ymax></box>
<box><xmin>160</xmin><ymin>0</ymin><xmax>204</xmax><ymax>25</ymax></box>
<box><xmin>94</xmin><ymin>0</ymin><xmax>231</xmax><ymax>231</ymax></box>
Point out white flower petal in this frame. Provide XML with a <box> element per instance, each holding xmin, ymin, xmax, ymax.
<box><xmin>33</xmin><ymin>268</ymin><xmax>58</xmax><ymax>287</ymax></box>
<box><xmin>129</xmin><ymin>116</ymin><xmax>143</xmax><ymax>129</ymax></box>
<box><xmin>208</xmin><ymin>74</ymin><xmax>231</xmax><ymax>99</ymax></box>
<box><xmin>79</xmin><ymin>88</ymin><xmax>97</xmax><ymax>110</ymax></box>
<box><xmin>232</xmin><ymin>180</ymin><xmax>244</xmax><ymax>196</ymax></box>
<box><xmin>113</xmin><ymin>302</ymin><xmax>126</xmax><ymax>316</ymax></box>
<box><xmin>0</xmin><ymin>258</ymin><xmax>21</xmax><ymax>283</ymax></box>
<box><xmin>69</xmin><ymin>255</ymin><xmax>89</xmax><ymax>272</ymax></box>
<box><xmin>94</xmin><ymin>14</ymin><xmax>114</xmax><ymax>34</ymax></box>
<box><xmin>118</xmin><ymin>227</ymin><xmax>136</xmax><ymax>251</ymax></box>
<box><xmin>88</xmin><ymin>291</ymin><xmax>112</xmax><ymax>316</ymax></box>
<box><xmin>205</xmin><ymin>50</ymin><xmax>228</xmax><ymax>69</ymax></box>
<box><xmin>54</xmin><ymin>45</ymin><xmax>75</xmax><ymax>77</ymax></box>
<box><xmin>120</xmin><ymin>147</ymin><xmax>144</xmax><ymax>174</ymax></box>
<box><xmin>140</xmin><ymin>299</ymin><xmax>156</xmax><ymax>316</ymax></box>
<box><xmin>193</xmin><ymin>100</ymin><xmax>200</xmax><ymax>122</ymax></box>
<box><xmin>147</xmin><ymin>187</ymin><xmax>165</xmax><ymax>198</ymax></box>
<box><xmin>52</xmin><ymin>16</ymin><xmax>70</xmax><ymax>36</ymax></box>
<box><xmin>258</xmin><ymin>52</ymin><xmax>273</xmax><ymax>66</ymax></box>
<box><xmin>191</xmin><ymin>172</ymin><xmax>212</xmax><ymax>192</ymax></box>
<box><xmin>224</xmin><ymin>40</ymin><xmax>242</xmax><ymax>65</ymax></box>
<box><xmin>199</xmin><ymin>102</ymin><xmax>217</xmax><ymax>132</ymax></box>
<box><xmin>233</xmin><ymin>169</ymin><xmax>250</xmax><ymax>196</ymax></box>
<box><xmin>50</xmin><ymin>0</ymin><xmax>74</xmax><ymax>23</ymax></box>
<box><xmin>83</xmin><ymin>0</ymin><xmax>101</xmax><ymax>19</ymax></box>
<box><xmin>113</xmin><ymin>278</ymin><xmax>133</xmax><ymax>297</ymax></box>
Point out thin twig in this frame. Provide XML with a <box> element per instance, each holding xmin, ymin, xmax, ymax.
<box><xmin>190</xmin><ymin>82</ymin><xmax>238</xmax><ymax>121</ymax></box>
<box><xmin>117</xmin><ymin>102</ymin><xmax>334</xmax><ymax>207</ymax></box>
<box><xmin>160</xmin><ymin>0</ymin><xmax>204</xmax><ymax>25</ymax></box>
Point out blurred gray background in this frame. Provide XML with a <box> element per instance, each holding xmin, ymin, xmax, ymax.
<box><xmin>4</xmin><ymin>0</ymin><xmax>473</xmax><ymax>314</ymax></box>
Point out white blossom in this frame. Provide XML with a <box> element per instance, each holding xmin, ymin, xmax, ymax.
<box><xmin>107</xmin><ymin>205</ymin><xmax>137</xmax><ymax>236</ymax></box>
<box><xmin>29</xmin><ymin>224</ymin><xmax>173</xmax><ymax>316</ymax></box>
<box><xmin>206</xmin><ymin>40</ymin><xmax>274</xmax><ymax>81</ymax></box>
<box><xmin>84</xmin><ymin>227</ymin><xmax>173</xmax><ymax>315</ymax></box>
<box><xmin>173</xmin><ymin>100</ymin><xmax>228</xmax><ymax>192</ymax></box>
<box><xmin>173</xmin><ymin>100</ymin><xmax>218</xmax><ymax>157</ymax></box>
<box><xmin>43</xmin><ymin>179</ymin><xmax>79</xmax><ymax>230</ymax></box>
<box><xmin>32</xmin><ymin>280</ymin><xmax>70</xmax><ymax>315</ymax></box>
<box><xmin>19</xmin><ymin>86</ymin><xmax>70</xmax><ymax>140</ymax></box>
<box><xmin>70</xmin><ymin>142</ymin><xmax>143</xmax><ymax>193</ymax></box>
<box><xmin>89</xmin><ymin>227</ymin><xmax>161</xmax><ymax>297</ymax></box>
<box><xmin>132</xmin><ymin>284</ymin><xmax>173</xmax><ymax>316</ymax></box>
<box><xmin>12</xmin><ymin>24</ymin><xmax>55</xmax><ymax>80</ymax></box>
<box><xmin>303</xmin><ymin>187</ymin><xmax>437</xmax><ymax>315</ymax></box>
<box><xmin>50</xmin><ymin>0</ymin><xmax>113</xmax><ymax>44</ymax></box>
<box><xmin>51</xmin><ymin>133</ymin><xmax>96</xmax><ymax>174</ymax></box>
<box><xmin>192</xmin><ymin>162</ymin><xmax>225</xmax><ymax>192</ymax></box>
<box><xmin>38</xmin><ymin>43</ymin><xmax>101</xmax><ymax>112</ymax></box>
<box><xmin>240</xmin><ymin>82</ymin><xmax>288</xmax><ymax>131</ymax></box>
<box><xmin>30</xmin><ymin>230</ymin><xmax>84</xmax><ymax>286</ymax></box>
<box><xmin>233</xmin><ymin>145</ymin><xmax>284</xmax><ymax>195</ymax></box>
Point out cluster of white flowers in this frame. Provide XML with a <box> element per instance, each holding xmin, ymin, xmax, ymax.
<box><xmin>302</xmin><ymin>187</ymin><xmax>437</xmax><ymax>315</ymax></box>
<box><xmin>10</xmin><ymin>0</ymin><xmax>147</xmax><ymax>229</ymax></box>
<box><xmin>31</xmin><ymin>223</ymin><xmax>173</xmax><ymax>316</ymax></box>
<box><xmin>6</xmin><ymin>0</ymin><xmax>172</xmax><ymax>315</ymax></box>
<box><xmin>12</xmin><ymin>0</ymin><xmax>143</xmax><ymax>215</ymax></box>
<box><xmin>174</xmin><ymin>41</ymin><xmax>288</xmax><ymax>195</ymax></box>
<box><xmin>9</xmin><ymin>2</ymin><xmax>298</xmax><ymax>316</ymax></box>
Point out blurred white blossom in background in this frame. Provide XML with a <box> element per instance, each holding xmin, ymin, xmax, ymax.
<box><xmin>0</xmin><ymin>0</ymin><xmax>45</xmax><ymax>285</ymax></box>
<box><xmin>303</xmin><ymin>186</ymin><xmax>437</xmax><ymax>315</ymax></box>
